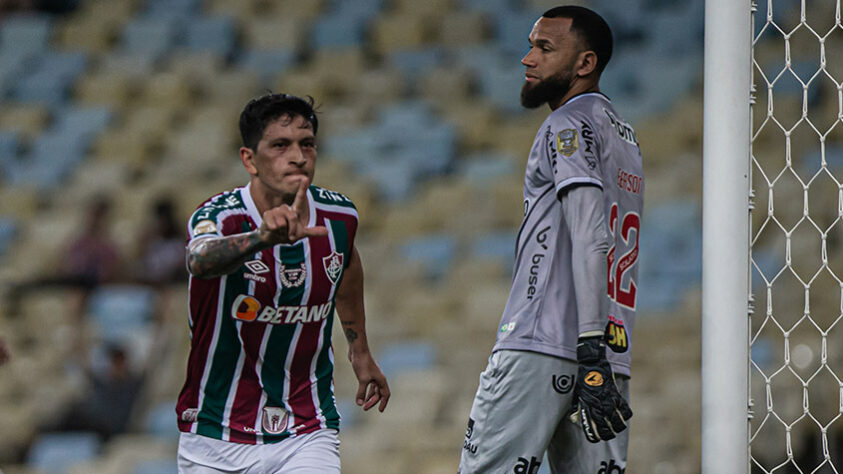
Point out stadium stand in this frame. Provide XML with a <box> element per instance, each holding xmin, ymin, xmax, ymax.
<box><xmin>0</xmin><ymin>0</ymin><xmax>783</xmax><ymax>472</ymax></box>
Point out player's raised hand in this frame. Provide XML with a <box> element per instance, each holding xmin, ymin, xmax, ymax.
<box><xmin>259</xmin><ymin>178</ymin><xmax>328</xmax><ymax>245</ymax></box>
<box><xmin>351</xmin><ymin>351</ymin><xmax>390</xmax><ymax>412</ymax></box>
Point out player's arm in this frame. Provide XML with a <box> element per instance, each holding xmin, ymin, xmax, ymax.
<box><xmin>560</xmin><ymin>184</ymin><xmax>632</xmax><ymax>442</ymax></box>
<box><xmin>334</xmin><ymin>246</ymin><xmax>390</xmax><ymax>412</ymax></box>
<box><xmin>188</xmin><ymin>179</ymin><xmax>327</xmax><ymax>278</ymax></box>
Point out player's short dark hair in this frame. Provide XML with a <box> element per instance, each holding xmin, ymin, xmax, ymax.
<box><xmin>543</xmin><ymin>6</ymin><xmax>613</xmax><ymax>74</ymax></box>
<box><xmin>239</xmin><ymin>93</ymin><xmax>319</xmax><ymax>151</ymax></box>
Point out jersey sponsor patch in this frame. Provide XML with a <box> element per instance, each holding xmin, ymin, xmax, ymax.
<box><xmin>279</xmin><ymin>262</ymin><xmax>306</xmax><ymax>288</ymax></box>
<box><xmin>323</xmin><ymin>251</ymin><xmax>343</xmax><ymax>284</ymax></box>
<box><xmin>605</xmin><ymin>316</ymin><xmax>629</xmax><ymax>353</ymax></box>
<box><xmin>231</xmin><ymin>294</ymin><xmax>333</xmax><ymax>325</ymax></box>
<box><xmin>193</xmin><ymin>219</ymin><xmax>218</xmax><ymax>236</ymax></box>
<box><xmin>556</xmin><ymin>128</ymin><xmax>579</xmax><ymax>156</ymax></box>
<box><xmin>180</xmin><ymin>408</ymin><xmax>199</xmax><ymax>422</ymax></box>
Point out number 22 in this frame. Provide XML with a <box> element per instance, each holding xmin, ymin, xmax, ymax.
<box><xmin>607</xmin><ymin>203</ymin><xmax>640</xmax><ymax>309</ymax></box>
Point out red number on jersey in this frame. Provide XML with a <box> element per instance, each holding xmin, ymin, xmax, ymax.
<box><xmin>607</xmin><ymin>203</ymin><xmax>640</xmax><ymax>309</ymax></box>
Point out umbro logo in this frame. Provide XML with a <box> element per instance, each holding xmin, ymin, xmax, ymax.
<box><xmin>245</xmin><ymin>260</ymin><xmax>270</xmax><ymax>274</ymax></box>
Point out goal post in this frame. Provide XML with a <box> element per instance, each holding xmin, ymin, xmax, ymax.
<box><xmin>702</xmin><ymin>0</ymin><xmax>752</xmax><ymax>472</ymax></box>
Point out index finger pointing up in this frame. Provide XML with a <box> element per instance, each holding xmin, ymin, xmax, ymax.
<box><xmin>292</xmin><ymin>177</ymin><xmax>310</xmax><ymax>214</ymax></box>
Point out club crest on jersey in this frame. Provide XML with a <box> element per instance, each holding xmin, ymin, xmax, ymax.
<box><xmin>323</xmin><ymin>251</ymin><xmax>343</xmax><ymax>284</ymax></box>
<box><xmin>556</xmin><ymin>128</ymin><xmax>579</xmax><ymax>156</ymax></box>
<box><xmin>279</xmin><ymin>262</ymin><xmax>307</xmax><ymax>288</ymax></box>
<box><xmin>261</xmin><ymin>406</ymin><xmax>289</xmax><ymax>435</ymax></box>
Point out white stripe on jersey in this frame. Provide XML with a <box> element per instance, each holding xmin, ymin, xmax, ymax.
<box><xmin>283</xmin><ymin>324</ymin><xmax>303</xmax><ymax>433</ymax></box>
<box><xmin>554</xmin><ymin>177</ymin><xmax>603</xmax><ymax>194</ymax></box>
<box><xmin>194</xmin><ymin>275</ymin><xmax>228</xmax><ymax>434</ymax></box>
<box><xmin>254</xmin><ymin>326</ymin><xmax>272</xmax><ymax>445</ymax></box>
<box><xmin>314</xmin><ymin>201</ymin><xmax>358</xmax><ymax>219</ymax></box>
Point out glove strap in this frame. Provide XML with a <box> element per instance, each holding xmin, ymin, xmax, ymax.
<box><xmin>576</xmin><ymin>336</ymin><xmax>606</xmax><ymax>363</ymax></box>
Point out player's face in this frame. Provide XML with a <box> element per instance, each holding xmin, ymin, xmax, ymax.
<box><xmin>242</xmin><ymin>114</ymin><xmax>317</xmax><ymax>202</ymax></box>
<box><xmin>520</xmin><ymin>16</ymin><xmax>582</xmax><ymax>108</ymax></box>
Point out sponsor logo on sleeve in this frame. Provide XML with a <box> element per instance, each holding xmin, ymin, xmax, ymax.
<box><xmin>580</xmin><ymin>121</ymin><xmax>598</xmax><ymax>170</ymax></box>
<box><xmin>463</xmin><ymin>418</ymin><xmax>478</xmax><ymax>454</ymax></box>
<box><xmin>605</xmin><ymin>315</ymin><xmax>629</xmax><ymax>353</ymax></box>
<box><xmin>598</xmin><ymin>459</ymin><xmax>626</xmax><ymax>474</ymax></box>
<box><xmin>556</xmin><ymin>128</ymin><xmax>579</xmax><ymax>156</ymax></box>
<box><xmin>193</xmin><ymin>220</ymin><xmax>218</xmax><ymax>236</ymax></box>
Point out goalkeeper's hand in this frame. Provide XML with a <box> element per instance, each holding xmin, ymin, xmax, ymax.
<box><xmin>569</xmin><ymin>335</ymin><xmax>632</xmax><ymax>443</ymax></box>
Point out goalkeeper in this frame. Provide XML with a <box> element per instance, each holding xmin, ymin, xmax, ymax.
<box><xmin>459</xmin><ymin>6</ymin><xmax>642</xmax><ymax>473</ymax></box>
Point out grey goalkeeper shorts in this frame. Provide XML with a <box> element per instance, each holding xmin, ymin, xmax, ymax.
<box><xmin>458</xmin><ymin>349</ymin><xmax>630</xmax><ymax>474</ymax></box>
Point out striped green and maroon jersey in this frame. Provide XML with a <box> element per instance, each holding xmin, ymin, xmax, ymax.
<box><xmin>176</xmin><ymin>182</ymin><xmax>358</xmax><ymax>444</ymax></box>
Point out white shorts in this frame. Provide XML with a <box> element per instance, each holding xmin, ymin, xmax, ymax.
<box><xmin>177</xmin><ymin>429</ymin><xmax>340</xmax><ymax>474</ymax></box>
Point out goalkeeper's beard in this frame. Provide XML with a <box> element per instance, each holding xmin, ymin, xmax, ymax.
<box><xmin>520</xmin><ymin>71</ymin><xmax>573</xmax><ymax>109</ymax></box>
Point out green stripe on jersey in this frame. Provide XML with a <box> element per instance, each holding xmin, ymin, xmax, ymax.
<box><xmin>330</xmin><ymin>220</ymin><xmax>350</xmax><ymax>275</ymax></box>
<box><xmin>197</xmin><ymin>274</ymin><xmax>249</xmax><ymax>439</ymax></box>
<box><xmin>277</xmin><ymin>242</ymin><xmax>306</xmax><ymax>306</ymax></box>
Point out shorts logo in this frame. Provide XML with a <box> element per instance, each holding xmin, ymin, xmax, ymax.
<box><xmin>463</xmin><ymin>418</ymin><xmax>478</xmax><ymax>454</ymax></box>
<box><xmin>584</xmin><ymin>371</ymin><xmax>604</xmax><ymax>387</ymax></box>
<box><xmin>556</xmin><ymin>128</ymin><xmax>579</xmax><ymax>156</ymax></box>
<box><xmin>261</xmin><ymin>406</ymin><xmax>289</xmax><ymax>435</ymax></box>
<box><xmin>552</xmin><ymin>374</ymin><xmax>574</xmax><ymax>394</ymax></box>
<box><xmin>180</xmin><ymin>408</ymin><xmax>198</xmax><ymax>422</ymax></box>
<box><xmin>514</xmin><ymin>456</ymin><xmax>542</xmax><ymax>474</ymax></box>
<box><xmin>598</xmin><ymin>459</ymin><xmax>626</xmax><ymax>474</ymax></box>
<box><xmin>605</xmin><ymin>316</ymin><xmax>628</xmax><ymax>353</ymax></box>
<box><xmin>193</xmin><ymin>220</ymin><xmax>218</xmax><ymax>236</ymax></box>
<box><xmin>279</xmin><ymin>262</ymin><xmax>307</xmax><ymax>288</ymax></box>
<box><xmin>323</xmin><ymin>251</ymin><xmax>343</xmax><ymax>284</ymax></box>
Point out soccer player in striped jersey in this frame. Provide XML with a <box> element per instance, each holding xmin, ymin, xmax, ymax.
<box><xmin>176</xmin><ymin>94</ymin><xmax>390</xmax><ymax>473</ymax></box>
<box><xmin>459</xmin><ymin>6</ymin><xmax>641</xmax><ymax>474</ymax></box>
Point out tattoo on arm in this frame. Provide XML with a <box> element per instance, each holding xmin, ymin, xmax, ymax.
<box><xmin>188</xmin><ymin>232</ymin><xmax>266</xmax><ymax>278</ymax></box>
<box><xmin>344</xmin><ymin>328</ymin><xmax>358</xmax><ymax>344</ymax></box>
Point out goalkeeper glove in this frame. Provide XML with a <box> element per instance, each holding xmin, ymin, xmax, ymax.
<box><xmin>570</xmin><ymin>335</ymin><xmax>633</xmax><ymax>443</ymax></box>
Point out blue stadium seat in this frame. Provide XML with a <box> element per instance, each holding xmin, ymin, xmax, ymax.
<box><xmin>12</xmin><ymin>52</ymin><xmax>89</xmax><ymax>106</ymax></box>
<box><xmin>312</xmin><ymin>14</ymin><xmax>368</xmax><ymax>49</ymax></box>
<box><xmin>27</xmin><ymin>431</ymin><xmax>101</xmax><ymax>474</ymax></box>
<box><xmin>0</xmin><ymin>48</ymin><xmax>35</xmax><ymax>98</ymax></box>
<box><xmin>376</xmin><ymin>341</ymin><xmax>436</xmax><ymax>377</ymax></box>
<box><xmin>0</xmin><ymin>216</ymin><xmax>17</xmax><ymax>258</ymax></box>
<box><xmin>135</xmin><ymin>459</ymin><xmax>179</xmax><ymax>474</ymax></box>
<box><xmin>53</xmin><ymin>105</ymin><xmax>114</xmax><ymax>139</ymax></box>
<box><xmin>183</xmin><ymin>16</ymin><xmax>237</xmax><ymax>57</ymax></box>
<box><xmin>7</xmin><ymin>130</ymin><xmax>91</xmax><ymax>188</ymax></box>
<box><xmin>0</xmin><ymin>14</ymin><xmax>52</xmax><ymax>57</ymax></box>
<box><xmin>144</xmin><ymin>401</ymin><xmax>179</xmax><ymax>440</ymax></box>
<box><xmin>238</xmin><ymin>49</ymin><xmax>298</xmax><ymax>84</ymax></box>
<box><xmin>456</xmin><ymin>152</ymin><xmax>516</xmax><ymax>183</ymax></box>
<box><xmin>472</xmin><ymin>231</ymin><xmax>516</xmax><ymax>267</ymax></box>
<box><xmin>386</xmin><ymin>48</ymin><xmax>446</xmax><ymax>78</ymax></box>
<box><xmin>143</xmin><ymin>0</ymin><xmax>202</xmax><ymax>18</ymax></box>
<box><xmin>121</xmin><ymin>16</ymin><xmax>183</xmax><ymax>58</ymax></box>
<box><xmin>87</xmin><ymin>284</ymin><xmax>157</xmax><ymax>344</ymax></box>
<box><xmin>491</xmin><ymin>8</ymin><xmax>543</xmax><ymax>56</ymax></box>
<box><xmin>0</xmin><ymin>131</ymin><xmax>19</xmax><ymax>173</ymax></box>
<box><xmin>401</xmin><ymin>234</ymin><xmax>457</xmax><ymax>279</ymax></box>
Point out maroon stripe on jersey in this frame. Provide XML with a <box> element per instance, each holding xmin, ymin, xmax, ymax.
<box><xmin>317</xmin><ymin>208</ymin><xmax>358</xmax><ymax>248</ymax></box>
<box><xmin>177</xmin><ymin>276</ymin><xmax>221</xmax><ymax>432</ymax></box>
<box><xmin>225</xmin><ymin>225</ymin><xmax>272</xmax><ymax>444</ymax></box>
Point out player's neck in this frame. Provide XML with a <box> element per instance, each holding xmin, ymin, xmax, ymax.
<box><xmin>549</xmin><ymin>79</ymin><xmax>600</xmax><ymax>111</ymax></box>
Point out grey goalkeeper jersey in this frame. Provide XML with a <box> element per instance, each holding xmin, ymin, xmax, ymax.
<box><xmin>493</xmin><ymin>92</ymin><xmax>644</xmax><ymax>377</ymax></box>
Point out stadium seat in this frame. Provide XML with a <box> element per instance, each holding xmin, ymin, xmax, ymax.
<box><xmin>238</xmin><ymin>49</ymin><xmax>298</xmax><ymax>85</ymax></box>
<box><xmin>0</xmin><ymin>13</ymin><xmax>52</xmax><ymax>57</ymax></box>
<box><xmin>120</xmin><ymin>16</ymin><xmax>182</xmax><ymax>59</ymax></box>
<box><xmin>27</xmin><ymin>431</ymin><xmax>102</xmax><ymax>474</ymax></box>
<box><xmin>86</xmin><ymin>284</ymin><xmax>157</xmax><ymax>345</ymax></box>
<box><xmin>376</xmin><ymin>341</ymin><xmax>437</xmax><ymax>377</ymax></box>
<box><xmin>400</xmin><ymin>234</ymin><xmax>458</xmax><ymax>279</ymax></box>
<box><xmin>182</xmin><ymin>15</ymin><xmax>237</xmax><ymax>57</ymax></box>
<box><xmin>312</xmin><ymin>13</ymin><xmax>368</xmax><ymax>49</ymax></box>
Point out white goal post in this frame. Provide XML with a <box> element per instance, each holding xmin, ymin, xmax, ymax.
<box><xmin>702</xmin><ymin>0</ymin><xmax>752</xmax><ymax>472</ymax></box>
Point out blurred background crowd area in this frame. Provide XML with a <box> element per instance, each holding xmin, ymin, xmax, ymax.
<box><xmin>0</xmin><ymin>0</ymin><xmax>837</xmax><ymax>472</ymax></box>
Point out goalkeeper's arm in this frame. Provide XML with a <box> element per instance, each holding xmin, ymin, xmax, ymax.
<box><xmin>559</xmin><ymin>184</ymin><xmax>632</xmax><ymax>442</ymax></box>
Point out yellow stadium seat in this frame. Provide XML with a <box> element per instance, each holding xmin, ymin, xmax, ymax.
<box><xmin>369</xmin><ymin>12</ymin><xmax>429</xmax><ymax>54</ymax></box>
<box><xmin>74</xmin><ymin>70</ymin><xmax>137</xmax><ymax>106</ymax></box>
<box><xmin>436</xmin><ymin>10</ymin><xmax>490</xmax><ymax>45</ymax></box>
<box><xmin>0</xmin><ymin>102</ymin><xmax>50</xmax><ymax>140</ymax></box>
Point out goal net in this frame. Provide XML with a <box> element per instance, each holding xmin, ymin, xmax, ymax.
<box><xmin>750</xmin><ymin>0</ymin><xmax>843</xmax><ymax>472</ymax></box>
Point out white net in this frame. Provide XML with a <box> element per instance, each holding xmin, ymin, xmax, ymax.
<box><xmin>751</xmin><ymin>0</ymin><xmax>843</xmax><ymax>472</ymax></box>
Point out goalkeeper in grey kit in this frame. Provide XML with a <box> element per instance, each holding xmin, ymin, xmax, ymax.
<box><xmin>459</xmin><ymin>6</ymin><xmax>642</xmax><ymax>473</ymax></box>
